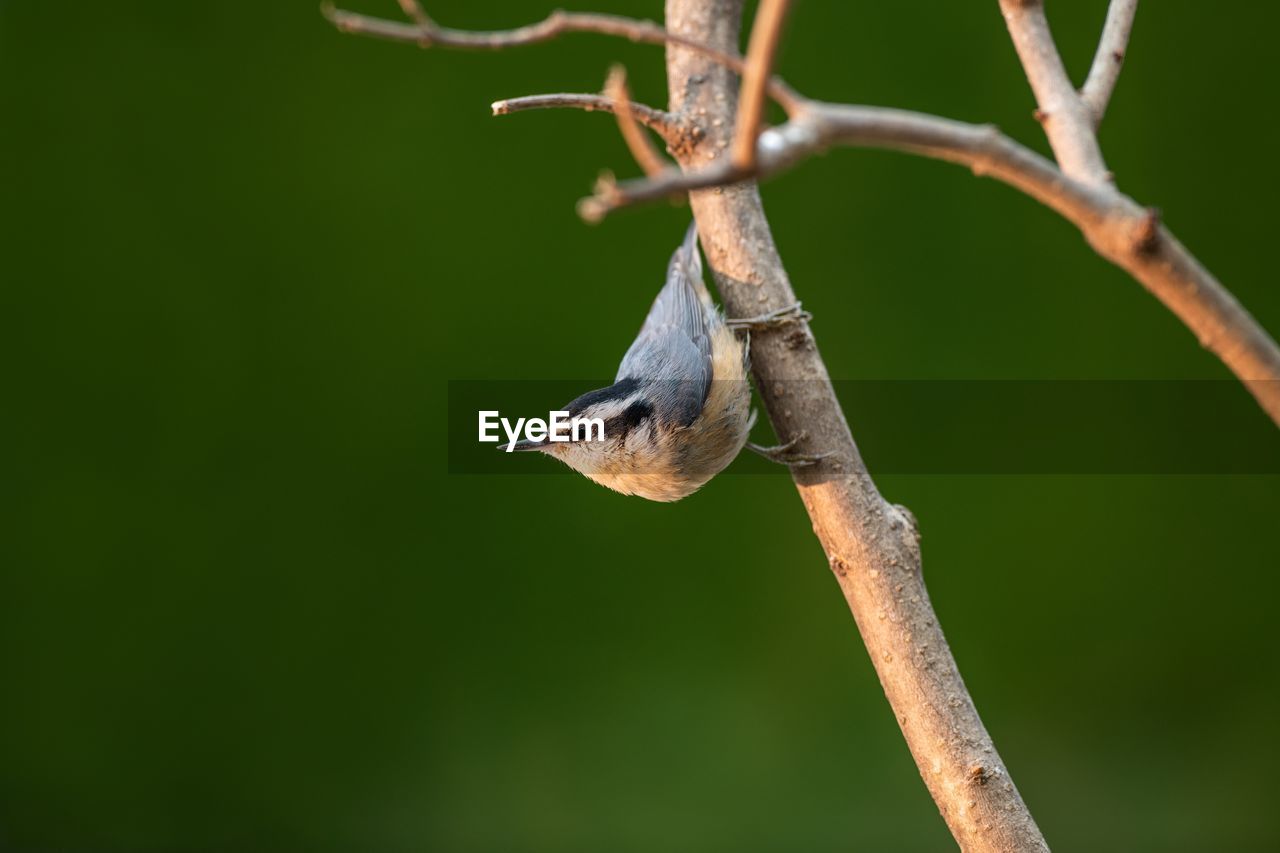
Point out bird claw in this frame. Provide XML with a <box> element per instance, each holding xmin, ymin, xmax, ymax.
<box><xmin>746</xmin><ymin>433</ymin><xmax>833</xmax><ymax>467</ymax></box>
<box><xmin>726</xmin><ymin>301</ymin><xmax>812</xmax><ymax>331</ymax></box>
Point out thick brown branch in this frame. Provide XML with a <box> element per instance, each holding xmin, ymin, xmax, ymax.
<box><xmin>666</xmin><ymin>3</ymin><xmax>1051</xmax><ymax>850</ymax></box>
<box><xmin>1081</xmin><ymin>0</ymin><xmax>1140</xmax><ymax>126</ymax></box>
<box><xmin>731</xmin><ymin>0</ymin><xmax>792</xmax><ymax>169</ymax></box>
<box><xmin>323</xmin><ymin>2</ymin><xmax>803</xmax><ymax>111</ymax></box>
<box><xmin>997</xmin><ymin>0</ymin><xmax>1109</xmax><ymax>185</ymax></box>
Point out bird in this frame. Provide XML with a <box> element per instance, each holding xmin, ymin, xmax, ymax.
<box><xmin>510</xmin><ymin>222</ymin><xmax>754</xmax><ymax>501</ymax></box>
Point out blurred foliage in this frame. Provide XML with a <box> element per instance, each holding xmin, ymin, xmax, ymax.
<box><xmin>2</xmin><ymin>1</ymin><xmax>1279</xmax><ymax>850</ymax></box>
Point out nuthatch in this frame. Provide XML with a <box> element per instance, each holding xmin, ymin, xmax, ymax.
<box><xmin>512</xmin><ymin>223</ymin><xmax>754</xmax><ymax>501</ymax></box>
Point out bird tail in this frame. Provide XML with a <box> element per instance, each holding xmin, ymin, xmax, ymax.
<box><xmin>669</xmin><ymin>220</ymin><xmax>714</xmax><ymax>307</ymax></box>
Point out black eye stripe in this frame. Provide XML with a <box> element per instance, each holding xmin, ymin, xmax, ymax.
<box><xmin>604</xmin><ymin>400</ymin><xmax>654</xmax><ymax>437</ymax></box>
<box><xmin>566</xmin><ymin>377</ymin><xmax>641</xmax><ymax>417</ymax></box>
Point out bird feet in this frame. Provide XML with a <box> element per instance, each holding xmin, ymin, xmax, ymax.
<box><xmin>746</xmin><ymin>432</ymin><xmax>834</xmax><ymax>467</ymax></box>
<box><xmin>726</xmin><ymin>301</ymin><xmax>812</xmax><ymax>331</ymax></box>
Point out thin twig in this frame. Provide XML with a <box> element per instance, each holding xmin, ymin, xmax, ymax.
<box><xmin>580</xmin><ymin>162</ymin><xmax>752</xmax><ymax>223</ymax></box>
<box><xmin>604</xmin><ymin>66</ymin><xmax>668</xmax><ymax>177</ymax></box>
<box><xmin>582</xmin><ymin>105</ymin><xmax>1110</xmax><ymax>225</ymax></box>
<box><xmin>731</xmin><ymin>0</ymin><xmax>793</xmax><ymax>169</ymax></box>
<box><xmin>491</xmin><ymin>94</ymin><xmax>682</xmax><ymax>141</ymax></box>
<box><xmin>997</xmin><ymin>0</ymin><xmax>1109</xmax><ymax>185</ymax></box>
<box><xmin>394</xmin><ymin>0</ymin><xmax>430</xmax><ymax>28</ymax></box>
<box><xmin>1081</xmin><ymin>0</ymin><xmax>1140</xmax><ymax>126</ymax></box>
<box><xmin>322</xmin><ymin>2</ymin><xmax>803</xmax><ymax>111</ymax></box>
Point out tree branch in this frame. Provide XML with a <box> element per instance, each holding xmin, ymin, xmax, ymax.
<box><xmin>665</xmin><ymin>3</ymin><xmax>1050</xmax><ymax>850</ymax></box>
<box><xmin>997</xmin><ymin>0</ymin><xmax>1110</xmax><ymax>184</ymax></box>
<box><xmin>581</xmin><ymin>105</ymin><xmax>1109</xmax><ymax>223</ymax></box>
<box><xmin>330</xmin><ymin>1</ymin><xmax>1280</xmax><ymax>848</ymax></box>
<box><xmin>491</xmin><ymin>94</ymin><xmax>683</xmax><ymax>143</ymax></box>
<box><xmin>394</xmin><ymin>0</ymin><xmax>430</xmax><ymax>28</ymax></box>
<box><xmin>730</xmin><ymin>0</ymin><xmax>792</xmax><ymax>169</ymax></box>
<box><xmin>989</xmin><ymin>0</ymin><xmax>1280</xmax><ymax>411</ymax></box>
<box><xmin>604</xmin><ymin>66</ymin><xmax>670</xmax><ymax>177</ymax></box>
<box><xmin>321</xmin><ymin>1</ymin><xmax>803</xmax><ymax>111</ymax></box>
<box><xmin>581</xmin><ymin>98</ymin><xmax>1280</xmax><ymax>424</ymax></box>
<box><xmin>1081</xmin><ymin>0</ymin><xmax>1140</xmax><ymax>126</ymax></box>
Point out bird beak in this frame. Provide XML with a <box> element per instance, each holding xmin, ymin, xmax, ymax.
<box><xmin>506</xmin><ymin>439</ymin><xmax>547</xmax><ymax>452</ymax></box>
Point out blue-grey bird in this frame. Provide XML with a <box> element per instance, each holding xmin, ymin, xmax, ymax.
<box><xmin>513</xmin><ymin>223</ymin><xmax>753</xmax><ymax>501</ymax></box>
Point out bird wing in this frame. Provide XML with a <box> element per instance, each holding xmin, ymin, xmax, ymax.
<box><xmin>615</xmin><ymin>222</ymin><xmax>713</xmax><ymax>428</ymax></box>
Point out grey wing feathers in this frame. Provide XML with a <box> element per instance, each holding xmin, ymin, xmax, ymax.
<box><xmin>615</xmin><ymin>222</ymin><xmax>714</xmax><ymax>427</ymax></box>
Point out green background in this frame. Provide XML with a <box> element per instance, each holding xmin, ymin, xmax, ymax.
<box><xmin>4</xmin><ymin>1</ymin><xmax>1279</xmax><ymax>850</ymax></box>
